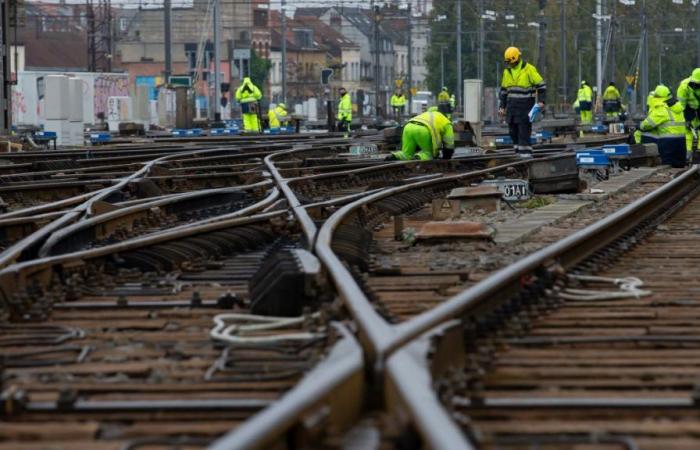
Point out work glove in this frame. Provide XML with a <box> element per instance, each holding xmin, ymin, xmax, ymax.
<box><xmin>442</xmin><ymin>148</ymin><xmax>454</xmax><ymax>160</ymax></box>
<box><xmin>384</xmin><ymin>154</ymin><xmax>398</xmax><ymax>161</ymax></box>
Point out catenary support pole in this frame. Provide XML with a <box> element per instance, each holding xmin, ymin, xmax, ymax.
<box><xmin>537</xmin><ymin>0</ymin><xmax>546</xmax><ymax>73</ymax></box>
<box><xmin>641</xmin><ymin>0</ymin><xmax>648</xmax><ymax>113</ymax></box>
<box><xmin>281</xmin><ymin>0</ymin><xmax>287</xmax><ymax>104</ymax></box>
<box><xmin>478</xmin><ymin>0</ymin><xmax>484</xmax><ymax>81</ymax></box>
<box><xmin>560</xmin><ymin>0</ymin><xmax>567</xmax><ymax>105</ymax></box>
<box><xmin>164</xmin><ymin>0</ymin><xmax>172</xmax><ymax>81</ymax></box>
<box><xmin>456</xmin><ymin>0</ymin><xmax>462</xmax><ymax>114</ymax></box>
<box><xmin>407</xmin><ymin>3</ymin><xmax>412</xmax><ymax>115</ymax></box>
<box><xmin>440</xmin><ymin>46</ymin><xmax>445</xmax><ymax>89</ymax></box>
<box><xmin>596</xmin><ymin>0</ymin><xmax>602</xmax><ymax>108</ymax></box>
<box><xmin>213</xmin><ymin>0</ymin><xmax>221</xmax><ymax>121</ymax></box>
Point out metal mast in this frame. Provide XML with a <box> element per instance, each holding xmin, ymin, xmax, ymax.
<box><xmin>213</xmin><ymin>0</ymin><xmax>221</xmax><ymax>120</ymax></box>
<box><xmin>164</xmin><ymin>0</ymin><xmax>172</xmax><ymax>80</ymax></box>
<box><xmin>455</xmin><ymin>0</ymin><xmax>462</xmax><ymax>113</ymax></box>
<box><xmin>87</xmin><ymin>0</ymin><xmax>112</xmax><ymax>72</ymax></box>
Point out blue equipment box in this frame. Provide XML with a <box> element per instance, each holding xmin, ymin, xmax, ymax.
<box><xmin>576</xmin><ymin>150</ymin><xmax>609</xmax><ymax>167</ymax></box>
<box><xmin>172</xmin><ymin>128</ymin><xmax>203</xmax><ymax>137</ymax></box>
<box><xmin>495</xmin><ymin>132</ymin><xmax>552</xmax><ymax>146</ymax></box>
<box><xmin>495</xmin><ymin>136</ymin><xmax>513</xmax><ymax>145</ymax></box>
<box><xmin>89</xmin><ymin>132</ymin><xmax>111</xmax><ymax>144</ymax></box>
<box><xmin>601</xmin><ymin>144</ymin><xmax>631</xmax><ymax>156</ymax></box>
<box><xmin>209</xmin><ymin>128</ymin><xmax>238</xmax><ymax>136</ymax></box>
<box><xmin>34</xmin><ymin>131</ymin><xmax>57</xmax><ymax>139</ymax></box>
<box><xmin>225</xmin><ymin>120</ymin><xmax>242</xmax><ymax>129</ymax></box>
<box><xmin>590</xmin><ymin>124</ymin><xmax>607</xmax><ymax>133</ymax></box>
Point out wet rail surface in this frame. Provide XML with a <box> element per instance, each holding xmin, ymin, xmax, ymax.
<box><xmin>0</xmin><ymin>132</ymin><xmax>654</xmax><ymax>449</ymax></box>
<box><xmin>0</xmin><ymin>135</ymin><xmax>357</xmax><ymax>449</ymax></box>
<box><xmin>452</xmin><ymin>172</ymin><xmax>700</xmax><ymax>450</ymax></box>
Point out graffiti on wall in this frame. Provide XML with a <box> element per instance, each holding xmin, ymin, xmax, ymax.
<box><xmin>11</xmin><ymin>89</ymin><xmax>26</xmax><ymax>117</ymax></box>
<box><xmin>94</xmin><ymin>74</ymin><xmax>128</xmax><ymax>119</ymax></box>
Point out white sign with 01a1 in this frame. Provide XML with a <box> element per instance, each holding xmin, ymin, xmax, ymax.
<box><xmin>481</xmin><ymin>179</ymin><xmax>530</xmax><ymax>201</ymax></box>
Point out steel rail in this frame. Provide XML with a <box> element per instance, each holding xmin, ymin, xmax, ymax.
<box><xmin>284</xmin><ymin>152</ymin><xmax>520</xmax><ymax>186</ymax></box>
<box><xmin>209</xmin><ymin>323</ymin><xmax>364</xmax><ymax>450</ymax></box>
<box><xmin>264</xmin><ymin>146</ymin><xmax>327</xmax><ymax>248</ymax></box>
<box><xmin>0</xmin><ymin>191</ymin><xmax>101</xmax><ymax>220</ymax></box>
<box><xmin>454</xmin><ymin>396</ymin><xmax>697</xmax><ymax>408</ymax></box>
<box><xmin>385</xmin><ymin>333</ymin><xmax>476</xmax><ymax>450</ymax></box>
<box><xmin>308</xmin><ymin>152</ymin><xmax>669</xmax><ymax>449</ymax></box>
<box><xmin>0</xmin><ymin>210</ymin><xmax>285</xmax><ymax>296</ymax></box>
<box><xmin>315</xmin><ymin>156</ymin><xmax>553</xmax><ymax>359</ymax></box>
<box><xmin>38</xmin><ymin>181</ymin><xmax>274</xmax><ymax>257</ymax></box>
<box><xmin>0</xmin><ymin>147</ymin><xmax>255</xmax><ymax>268</ymax></box>
<box><xmin>131</xmin><ymin>187</ymin><xmax>280</xmax><ymax>234</ymax></box>
<box><xmin>386</xmin><ymin>165</ymin><xmax>700</xmax><ymax>355</ymax></box>
<box><xmin>307</xmin><ymin>157</ymin><xmax>562</xmax><ymax>449</ymax></box>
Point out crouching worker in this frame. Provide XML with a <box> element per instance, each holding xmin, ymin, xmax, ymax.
<box><xmin>638</xmin><ymin>84</ymin><xmax>687</xmax><ymax>167</ymax></box>
<box><xmin>268</xmin><ymin>102</ymin><xmax>289</xmax><ymax>131</ymax></box>
<box><xmin>386</xmin><ymin>107</ymin><xmax>455</xmax><ymax>161</ymax></box>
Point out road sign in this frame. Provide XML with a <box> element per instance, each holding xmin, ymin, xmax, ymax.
<box><xmin>169</xmin><ymin>76</ymin><xmax>192</xmax><ymax>87</ymax></box>
<box><xmin>233</xmin><ymin>49</ymin><xmax>251</xmax><ymax>59</ymax></box>
<box><xmin>321</xmin><ymin>68</ymin><xmax>334</xmax><ymax>85</ymax></box>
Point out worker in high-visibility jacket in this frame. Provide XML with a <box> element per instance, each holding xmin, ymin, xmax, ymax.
<box><xmin>638</xmin><ymin>84</ymin><xmax>687</xmax><ymax>167</ymax></box>
<box><xmin>336</xmin><ymin>87</ymin><xmax>352</xmax><ymax>138</ymax></box>
<box><xmin>437</xmin><ymin>86</ymin><xmax>451</xmax><ymax>116</ymax></box>
<box><xmin>577</xmin><ymin>80</ymin><xmax>594</xmax><ymax>124</ymax></box>
<box><xmin>677</xmin><ymin>68</ymin><xmax>700</xmax><ymax>153</ymax></box>
<box><xmin>387</xmin><ymin>107</ymin><xmax>455</xmax><ymax>161</ymax></box>
<box><xmin>498</xmin><ymin>46</ymin><xmax>546</xmax><ymax>158</ymax></box>
<box><xmin>390</xmin><ymin>89</ymin><xmax>406</xmax><ymax>123</ymax></box>
<box><xmin>268</xmin><ymin>103</ymin><xmax>288</xmax><ymax>131</ymax></box>
<box><xmin>634</xmin><ymin>91</ymin><xmax>665</xmax><ymax>144</ymax></box>
<box><xmin>235</xmin><ymin>77</ymin><xmax>263</xmax><ymax>132</ymax></box>
<box><xmin>602</xmin><ymin>82</ymin><xmax>621</xmax><ymax>121</ymax></box>
<box><xmin>646</xmin><ymin>91</ymin><xmax>658</xmax><ymax>110</ymax></box>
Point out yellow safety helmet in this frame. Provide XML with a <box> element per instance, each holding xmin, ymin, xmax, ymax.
<box><xmin>504</xmin><ymin>47</ymin><xmax>521</xmax><ymax>64</ymax></box>
<box><xmin>691</xmin><ymin>68</ymin><xmax>700</xmax><ymax>84</ymax></box>
<box><xmin>277</xmin><ymin>102</ymin><xmax>286</xmax><ymax>109</ymax></box>
<box><xmin>654</xmin><ymin>84</ymin><xmax>671</xmax><ymax>99</ymax></box>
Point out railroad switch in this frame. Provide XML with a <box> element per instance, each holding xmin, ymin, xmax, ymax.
<box><xmin>249</xmin><ymin>248</ymin><xmax>322</xmax><ymax>317</ymax></box>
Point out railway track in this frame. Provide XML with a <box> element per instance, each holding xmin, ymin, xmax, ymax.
<box><xmin>452</xmin><ymin>168</ymin><xmax>700</xmax><ymax>450</ymax></box>
<box><xmin>219</xmin><ymin>140</ymin><xmax>691</xmax><ymax>448</ymax></box>
<box><xmin>0</xmin><ymin>131</ymin><xmax>671</xmax><ymax>449</ymax></box>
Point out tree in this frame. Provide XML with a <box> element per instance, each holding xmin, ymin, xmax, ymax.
<box><xmin>424</xmin><ymin>0</ymin><xmax>700</xmax><ymax>113</ymax></box>
<box><xmin>250</xmin><ymin>49</ymin><xmax>272</xmax><ymax>94</ymax></box>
